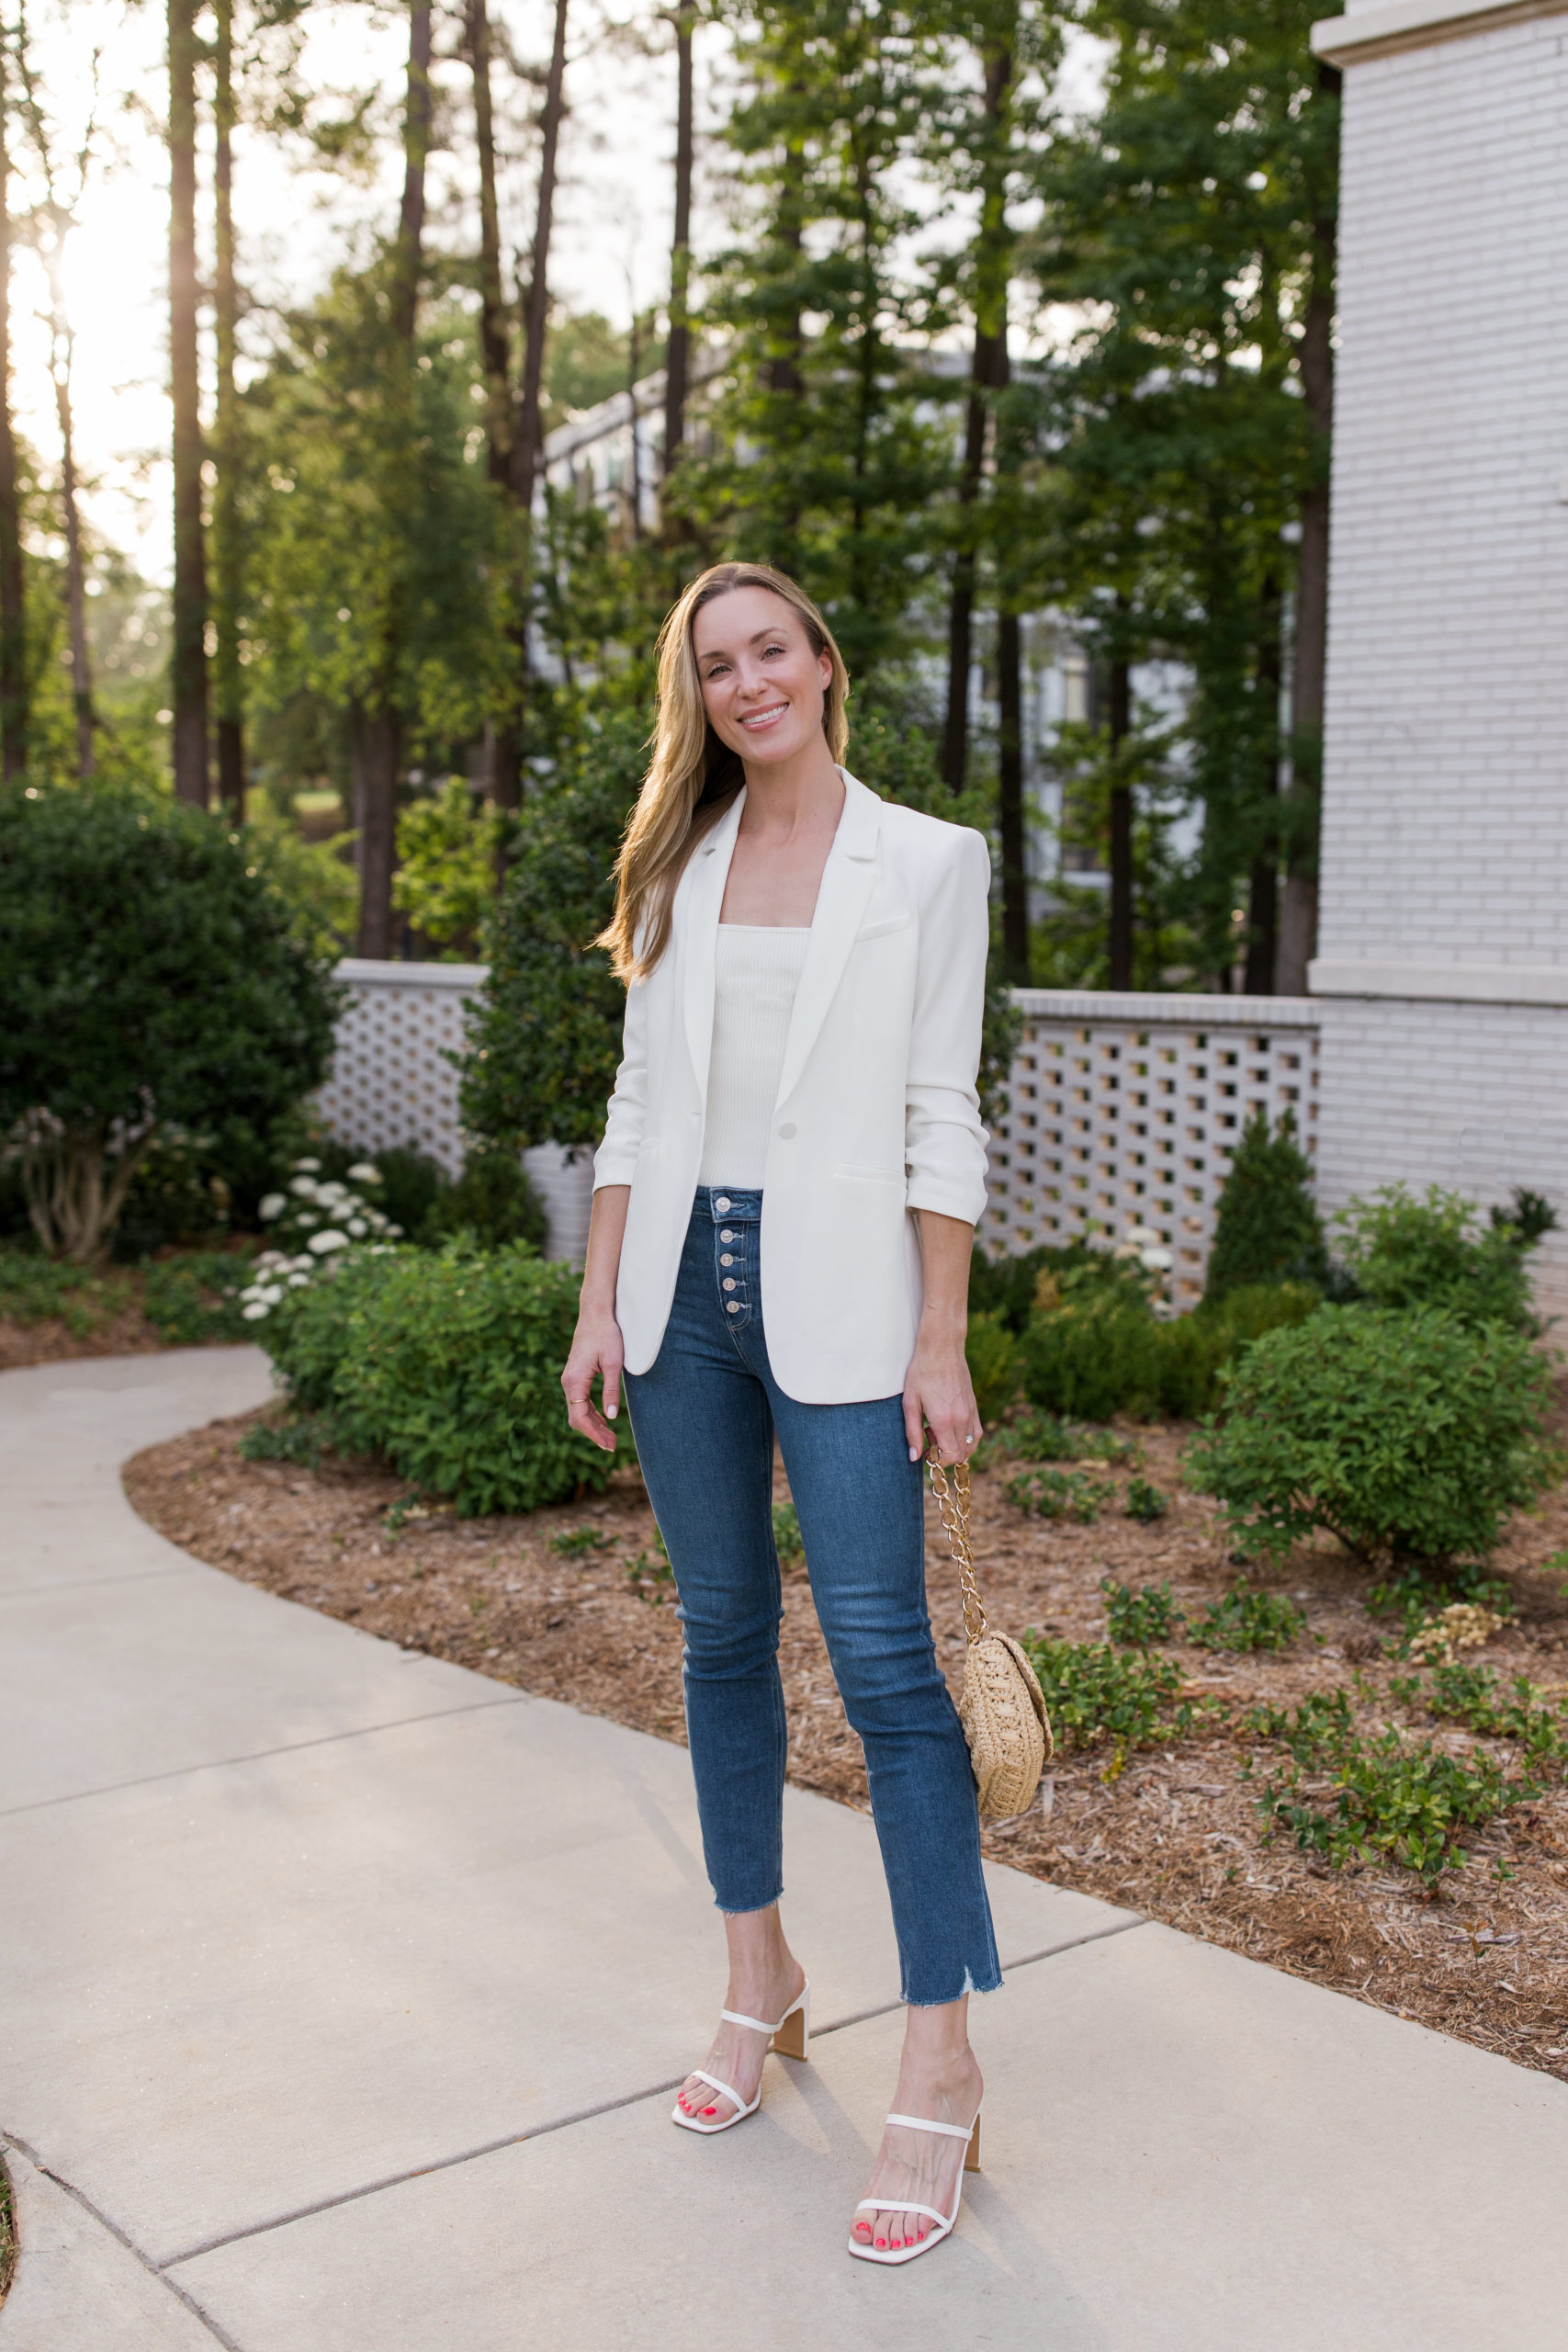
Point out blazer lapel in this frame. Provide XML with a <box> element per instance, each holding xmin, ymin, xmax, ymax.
<box><xmin>773</xmin><ymin>772</ymin><xmax>882</xmax><ymax>1111</ymax></box>
<box><xmin>680</xmin><ymin>787</ymin><xmax>746</xmax><ymax>1103</ymax></box>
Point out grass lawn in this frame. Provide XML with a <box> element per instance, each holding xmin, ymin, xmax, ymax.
<box><xmin>125</xmin><ymin>1388</ymin><xmax>1568</xmax><ymax>2081</ymax></box>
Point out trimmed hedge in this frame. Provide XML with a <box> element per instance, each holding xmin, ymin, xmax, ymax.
<box><xmin>258</xmin><ymin>1242</ymin><xmax>615</xmax><ymax>1516</ymax></box>
<box><xmin>1018</xmin><ymin>1281</ymin><xmax>1317</xmax><ymax>1422</ymax></box>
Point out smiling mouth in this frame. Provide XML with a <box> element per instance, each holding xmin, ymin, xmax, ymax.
<box><xmin>739</xmin><ymin>703</ymin><xmax>789</xmax><ymax>729</ymax></box>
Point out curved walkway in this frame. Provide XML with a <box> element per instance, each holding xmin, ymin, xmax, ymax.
<box><xmin>1</xmin><ymin>1351</ymin><xmax>1565</xmax><ymax>2350</ymax></box>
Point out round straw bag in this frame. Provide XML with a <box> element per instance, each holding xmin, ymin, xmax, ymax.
<box><xmin>928</xmin><ymin>1449</ymin><xmax>1054</xmax><ymax>1819</ymax></box>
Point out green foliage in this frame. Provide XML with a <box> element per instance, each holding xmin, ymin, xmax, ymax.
<box><xmin>550</xmin><ymin>1524</ymin><xmax>611</xmax><ymax>1558</ymax></box>
<box><xmin>238</xmin><ymin>1412</ymin><xmax>330</xmax><ymax>1470</ymax></box>
<box><xmin>1019</xmin><ymin>1273</ymin><xmax>1314</xmax><ymax>1421</ymax></box>
<box><xmin>1187</xmin><ymin>1305</ymin><xmax>1560</xmax><ymax>1566</ymax></box>
<box><xmin>365</xmin><ymin>1147</ymin><xmax>450</xmax><ymax>1246</ymax></box>
<box><xmin>392</xmin><ymin>779</ymin><xmax>513</xmax><ymax>961</ymax></box>
<box><xmin>457</xmin><ymin>708</ymin><xmax>645</xmax><ymax>1151</ymax></box>
<box><xmin>256</xmin><ymin>1241</ymin><xmax>613</xmax><ymax>1516</ymax></box>
<box><xmin>1189</xmin><ymin>1582</ymin><xmax>1303</xmax><ymax>1654</ymax></box>
<box><xmin>978</xmin><ymin>1408</ymin><xmax>1136</xmax><ymax>1467</ymax></box>
<box><xmin>1245</xmin><ymin>1688</ymin><xmax>1354</xmax><ymax>1767</ymax></box>
<box><xmin>1005</xmin><ymin>1465</ymin><xmax>1115</xmax><ymax>1523</ymax></box>
<box><xmin>964</xmin><ymin>1310</ymin><xmax>1021</xmax><ymax>1430</ymax></box>
<box><xmin>1251</xmin><ymin>1720</ymin><xmax>1529</xmax><ymax>1891</ymax></box>
<box><xmin>1124</xmin><ymin>1477</ymin><xmax>1168</xmax><ymax>1523</ymax></box>
<box><xmin>112</xmin><ymin>1129</ymin><xmax>232</xmax><ymax>1260</ymax></box>
<box><xmin>1100</xmin><ymin>1577</ymin><xmax>1179</xmax><ymax>1646</ymax></box>
<box><xmin>1335</xmin><ymin>1184</ymin><xmax>1542</xmax><ymax>1333</ymax></box>
<box><xmin>420</xmin><ymin>1148</ymin><xmax>547</xmax><ymax>1254</ymax></box>
<box><xmin>0</xmin><ymin>1242</ymin><xmax>133</xmax><ymax>1333</ymax></box>
<box><xmin>1393</xmin><ymin>1664</ymin><xmax>1568</xmax><ymax>1770</ymax></box>
<box><xmin>1367</xmin><ymin>1560</ymin><xmax>1515</xmax><ymax>1637</ymax></box>
<box><xmin>773</xmin><ymin>1501</ymin><xmax>805</xmax><ymax>1564</ymax></box>
<box><xmin>0</xmin><ymin>784</ymin><xmax>341</xmax><ymax>1260</ymax></box>
<box><xmin>243</xmin><ymin>804</ymin><xmax>359</xmax><ymax>959</ymax></box>
<box><xmin>1204</xmin><ymin>1109</ymin><xmax>1326</xmax><ymax>1303</ymax></box>
<box><xmin>1021</xmin><ymin>1634</ymin><xmax>1194</xmax><ymax>1754</ymax></box>
<box><xmin>141</xmin><ymin>1252</ymin><xmax>252</xmax><ymax>1346</ymax></box>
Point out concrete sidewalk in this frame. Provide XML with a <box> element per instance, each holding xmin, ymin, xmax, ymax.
<box><xmin>2</xmin><ymin>1351</ymin><xmax>1564</xmax><ymax>2350</ymax></box>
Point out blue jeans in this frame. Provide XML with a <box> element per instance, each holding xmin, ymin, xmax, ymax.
<box><xmin>624</xmin><ymin>1186</ymin><xmax>1001</xmax><ymax>2007</ymax></box>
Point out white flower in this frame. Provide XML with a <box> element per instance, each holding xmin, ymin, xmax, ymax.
<box><xmin>346</xmin><ymin>1162</ymin><xmax>382</xmax><ymax>1183</ymax></box>
<box><xmin>288</xmin><ymin>1174</ymin><xmax>319</xmax><ymax>1197</ymax></box>
<box><xmin>308</xmin><ymin>1228</ymin><xmax>350</xmax><ymax>1254</ymax></box>
<box><xmin>316</xmin><ymin>1181</ymin><xmax>347</xmax><ymax>1204</ymax></box>
<box><xmin>292</xmin><ymin>1157</ymin><xmax>321</xmax><ymax>1172</ymax></box>
<box><xmin>241</xmin><ymin>1301</ymin><xmax>271</xmax><ymax>1321</ymax></box>
<box><xmin>258</xmin><ymin>1192</ymin><xmax>286</xmax><ymax>1220</ymax></box>
<box><xmin>295</xmin><ymin>1209</ymin><xmax>319</xmax><ymax>1227</ymax></box>
<box><xmin>384</xmin><ymin>1223</ymin><xmax>403</xmax><ymax>1238</ymax></box>
<box><xmin>1140</xmin><ymin>1246</ymin><xmax>1173</xmax><ymax>1272</ymax></box>
<box><xmin>346</xmin><ymin>1217</ymin><xmax>367</xmax><ymax>1238</ymax></box>
<box><xmin>1124</xmin><ymin>1224</ymin><xmax>1161</xmax><ymax>1248</ymax></box>
<box><xmin>288</xmin><ymin>1271</ymin><xmax>312</xmax><ymax>1286</ymax></box>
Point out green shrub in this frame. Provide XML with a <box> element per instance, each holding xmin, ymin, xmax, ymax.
<box><xmin>968</xmin><ymin>1241</ymin><xmax>1099</xmax><ymax>1336</ymax></box>
<box><xmin>1125</xmin><ymin>1477</ymin><xmax>1168</xmax><ymax>1523</ymax></box>
<box><xmin>0</xmin><ymin>783</ymin><xmax>341</xmax><ymax>1260</ymax></box>
<box><xmin>0</xmin><ymin>1244</ymin><xmax>132</xmax><ymax>1333</ymax></box>
<box><xmin>420</xmin><ymin>1146</ymin><xmax>548</xmax><ymax>1253</ymax></box>
<box><xmin>1021</xmin><ymin>1635</ymin><xmax>1197</xmax><ymax>1753</ymax></box>
<box><xmin>141</xmin><ymin>1251</ymin><xmax>252</xmax><ymax>1345</ymax></box>
<box><xmin>1336</xmin><ymin>1184</ymin><xmax>1542</xmax><ymax>1332</ymax></box>
<box><xmin>367</xmin><ymin>1147</ymin><xmax>452</xmax><ymax>1244</ymax></box>
<box><xmin>1189</xmin><ymin>1582</ymin><xmax>1303</xmax><ymax>1653</ymax></box>
<box><xmin>114</xmin><ymin>1128</ymin><xmax>233</xmax><ymax>1258</ymax></box>
<box><xmin>1005</xmin><ymin>1465</ymin><xmax>1115</xmax><ymax>1522</ymax></box>
<box><xmin>258</xmin><ymin>1241</ymin><xmax>611</xmax><ymax>1515</ymax></box>
<box><xmin>773</xmin><ymin>1501</ymin><xmax>806</xmax><ymax>1564</ymax></box>
<box><xmin>1100</xmin><ymin>1577</ymin><xmax>1180</xmax><ymax>1645</ymax></box>
<box><xmin>1019</xmin><ymin>1277</ymin><xmax>1314</xmax><ymax>1422</ymax></box>
<box><xmin>1187</xmin><ymin>1304</ymin><xmax>1560</xmax><ymax>1567</ymax></box>
<box><xmin>1204</xmin><ymin>1108</ymin><xmax>1327</xmax><ymax>1304</ymax></box>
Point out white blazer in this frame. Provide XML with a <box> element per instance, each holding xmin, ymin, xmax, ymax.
<box><xmin>593</xmin><ymin>770</ymin><xmax>991</xmax><ymax>1404</ymax></box>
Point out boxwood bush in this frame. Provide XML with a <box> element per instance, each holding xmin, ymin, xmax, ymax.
<box><xmin>258</xmin><ymin>1242</ymin><xmax>615</xmax><ymax>1515</ymax></box>
<box><xmin>1187</xmin><ymin>1304</ymin><xmax>1560</xmax><ymax>1568</ymax></box>
<box><xmin>1019</xmin><ymin>1279</ymin><xmax>1317</xmax><ymax>1422</ymax></box>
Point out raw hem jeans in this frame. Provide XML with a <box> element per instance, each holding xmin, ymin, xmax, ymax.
<box><xmin>623</xmin><ymin>1186</ymin><xmax>1001</xmax><ymax>2008</ymax></box>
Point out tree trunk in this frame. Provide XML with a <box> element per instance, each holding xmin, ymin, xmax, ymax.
<box><xmin>513</xmin><ymin>0</ymin><xmax>569</xmax><ymax>519</ymax></box>
<box><xmin>1107</xmin><ymin>656</ymin><xmax>1133</xmax><ymax>989</ymax></box>
<box><xmin>468</xmin><ymin>0</ymin><xmax>520</xmax><ymax>808</ymax></box>
<box><xmin>766</xmin><ymin>119</ymin><xmax>806</xmax><ymax>402</ymax></box>
<box><xmin>1245</xmin><ymin>575</ymin><xmax>1283</xmax><ymax>995</ymax></box>
<box><xmin>662</xmin><ymin>0</ymin><xmax>694</xmax><ymax>482</ymax></box>
<box><xmin>352</xmin><ymin>704</ymin><xmax>400</xmax><ymax>958</ymax></box>
<box><xmin>168</xmin><ymin>0</ymin><xmax>208</xmax><ymax>806</ymax></box>
<box><xmin>391</xmin><ymin>1</ymin><xmax>432</xmax><ymax>347</ymax></box>
<box><xmin>1277</xmin><ymin>62</ymin><xmax>1339</xmax><ymax>995</ymax></box>
<box><xmin>0</xmin><ymin>54</ymin><xmax>27</xmax><ymax>780</ymax></box>
<box><xmin>626</xmin><ymin>311</ymin><xmax>644</xmax><ymax>540</ymax></box>
<box><xmin>212</xmin><ymin>0</ymin><xmax>244</xmax><ymax>818</ymax></box>
<box><xmin>52</xmin><ymin>355</ymin><xmax>94</xmax><ymax>776</ymax></box>
<box><xmin>942</xmin><ymin>43</ymin><xmax>1011</xmax><ymax>794</ymax></box>
<box><xmin>997</xmin><ymin>609</ymin><xmax>1028</xmax><ymax>979</ymax></box>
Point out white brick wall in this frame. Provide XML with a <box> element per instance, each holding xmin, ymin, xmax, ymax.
<box><xmin>1320</xmin><ymin>13</ymin><xmax>1568</xmax><ymax>972</ymax></box>
<box><xmin>1309</xmin><ymin>0</ymin><xmax>1568</xmax><ymax>1326</ymax></box>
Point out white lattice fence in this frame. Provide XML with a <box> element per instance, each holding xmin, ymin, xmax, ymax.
<box><xmin>977</xmin><ymin>992</ymin><xmax>1322</xmax><ymax>1309</ymax></box>
<box><xmin>312</xmin><ymin>960</ymin><xmax>595</xmax><ymax>1263</ymax></box>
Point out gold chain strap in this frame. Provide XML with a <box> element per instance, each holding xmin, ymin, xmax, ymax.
<box><xmin>926</xmin><ymin>1448</ymin><xmax>989</xmax><ymax>1646</ymax></box>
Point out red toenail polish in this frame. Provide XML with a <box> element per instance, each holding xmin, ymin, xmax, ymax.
<box><xmin>703</xmin><ymin>2106</ymin><xmax>716</xmax><ymax>2116</ymax></box>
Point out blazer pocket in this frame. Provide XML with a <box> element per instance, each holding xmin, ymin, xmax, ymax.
<box><xmin>853</xmin><ymin>912</ymin><xmax>916</xmax><ymax>943</ymax></box>
<box><xmin>834</xmin><ymin>1162</ymin><xmax>906</xmax><ymax>1187</ymax></box>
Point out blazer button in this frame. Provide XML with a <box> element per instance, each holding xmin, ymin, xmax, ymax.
<box><xmin>777</xmin><ymin>1123</ymin><xmax>796</xmax><ymax>1139</ymax></box>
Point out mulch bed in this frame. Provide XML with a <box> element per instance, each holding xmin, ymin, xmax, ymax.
<box><xmin>124</xmin><ymin>1404</ymin><xmax>1568</xmax><ymax>2081</ymax></box>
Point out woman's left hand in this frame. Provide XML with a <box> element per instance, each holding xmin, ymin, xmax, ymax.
<box><xmin>903</xmin><ymin>1331</ymin><xmax>981</xmax><ymax>1467</ymax></box>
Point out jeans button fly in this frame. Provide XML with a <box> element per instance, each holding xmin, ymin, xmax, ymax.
<box><xmin>714</xmin><ymin>1195</ymin><xmax>731</xmax><ymax>1213</ymax></box>
<box><xmin>719</xmin><ymin>1229</ymin><xmax>734</xmax><ymax>1243</ymax></box>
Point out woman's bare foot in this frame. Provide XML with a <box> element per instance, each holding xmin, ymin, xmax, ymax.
<box><xmin>675</xmin><ymin>1903</ymin><xmax>805</xmax><ymax>2127</ymax></box>
<box><xmin>851</xmin><ymin>1998</ymin><xmax>982</xmax><ymax>2253</ymax></box>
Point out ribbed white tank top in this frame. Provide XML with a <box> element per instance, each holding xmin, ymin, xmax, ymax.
<box><xmin>697</xmin><ymin>924</ymin><xmax>811</xmax><ymax>1188</ymax></box>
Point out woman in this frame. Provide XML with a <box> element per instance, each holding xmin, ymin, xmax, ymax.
<box><xmin>561</xmin><ymin>560</ymin><xmax>997</xmax><ymax>2266</ymax></box>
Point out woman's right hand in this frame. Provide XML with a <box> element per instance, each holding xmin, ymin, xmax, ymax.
<box><xmin>562</xmin><ymin>1305</ymin><xmax>626</xmax><ymax>1452</ymax></box>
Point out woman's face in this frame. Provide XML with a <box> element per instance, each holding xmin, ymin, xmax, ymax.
<box><xmin>693</xmin><ymin>586</ymin><xmax>833</xmax><ymax>768</ymax></box>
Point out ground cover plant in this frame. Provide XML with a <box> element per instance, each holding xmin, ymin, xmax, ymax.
<box><xmin>1335</xmin><ymin>1182</ymin><xmax>1554</xmax><ymax>1333</ymax></box>
<box><xmin>0</xmin><ymin>1238</ymin><xmax>254</xmax><ymax>1367</ymax></box>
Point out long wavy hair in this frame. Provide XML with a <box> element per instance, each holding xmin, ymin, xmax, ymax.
<box><xmin>598</xmin><ymin>561</ymin><xmax>851</xmax><ymax>982</ymax></box>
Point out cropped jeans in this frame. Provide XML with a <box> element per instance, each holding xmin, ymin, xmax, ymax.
<box><xmin>623</xmin><ymin>1186</ymin><xmax>1001</xmax><ymax>2007</ymax></box>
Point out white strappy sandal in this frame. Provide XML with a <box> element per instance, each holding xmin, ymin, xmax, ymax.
<box><xmin>671</xmin><ymin>1980</ymin><xmax>811</xmax><ymax>2134</ymax></box>
<box><xmin>847</xmin><ymin>2108</ymin><xmax>983</xmax><ymax>2264</ymax></box>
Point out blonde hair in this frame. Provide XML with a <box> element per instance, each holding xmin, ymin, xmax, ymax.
<box><xmin>599</xmin><ymin>561</ymin><xmax>850</xmax><ymax>982</ymax></box>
